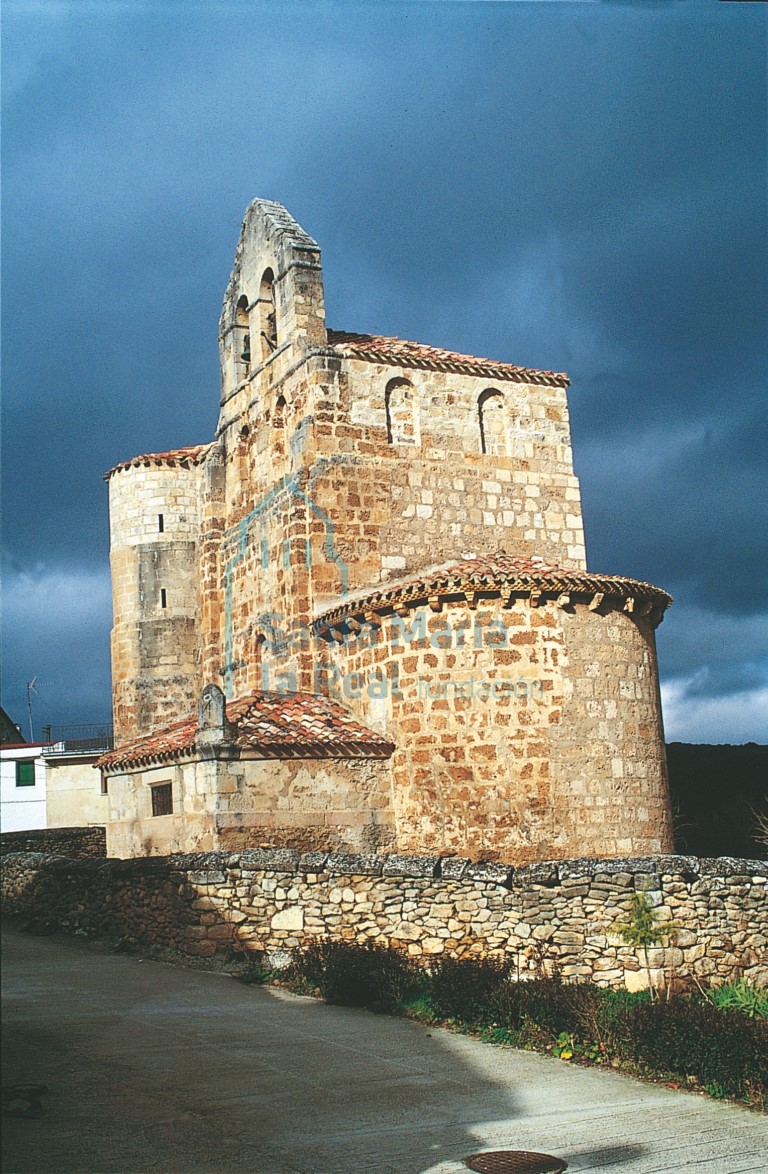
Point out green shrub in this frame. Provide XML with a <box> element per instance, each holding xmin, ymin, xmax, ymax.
<box><xmin>400</xmin><ymin>992</ymin><xmax>438</xmax><ymax>1023</ymax></box>
<box><xmin>291</xmin><ymin>939</ymin><xmax>417</xmax><ymax>1012</ymax></box>
<box><xmin>429</xmin><ymin>961</ymin><xmax>649</xmax><ymax>1047</ymax></box>
<box><xmin>592</xmin><ymin>987</ymin><xmax>651</xmax><ymax>1051</ymax></box>
<box><xmin>278</xmin><ymin>943</ymin><xmax>765</xmax><ymax>1106</ymax></box>
<box><xmin>236</xmin><ymin>963</ymin><xmax>273</xmax><ymax>985</ymax></box>
<box><xmin>429</xmin><ymin>955</ymin><xmax>510</xmax><ymax>1022</ymax></box>
<box><xmin>611</xmin><ymin>888</ymin><xmax>678</xmax><ymax>1000</ymax></box>
<box><xmin>624</xmin><ymin>996</ymin><xmax>768</xmax><ymax>1103</ymax></box>
<box><xmin>517</xmin><ymin>978</ymin><xmax>580</xmax><ymax>1037</ymax></box>
<box><xmin>703</xmin><ymin>979</ymin><xmax>768</xmax><ymax>1020</ymax></box>
<box><xmin>600</xmin><ymin>986</ymin><xmax>652</xmax><ymax>1015</ymax></box>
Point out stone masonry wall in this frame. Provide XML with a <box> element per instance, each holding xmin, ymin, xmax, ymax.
<box><xmin>109</xmin><ymin>462</ymin><xmax>202</xmax><ymax>743</ymax></box>
<box><xmin>105</xmin><ymin>756</ymin><xmax>395</xmax><ymax>859</ymax></box>
<box><xmin>103</xmin><ymin>199</ymin><xmax>673</xmax><ymax>867</ymax></box>
<box><xmin>313</xmin><ymin>357</ymin><xmax>587</xmax><ymax>587</ymax></box>
<box><xmin>321</xmin><ymin>599</ymin><xmax>673</xmax><ymax>862</ymax></box>
<box><xmin>2</xmin><ymin>850</ymin><xmax>765</xmax><ymax>990</ymax></box>
<box><xmin>0</xmin><ymin>826</ymin><xmax>106</xmax><ymax>859</ymax></box>
<box><xmin>211</xmin><ymin>347</ymin><xmax>589</xmax><ymax>704</ymax></box>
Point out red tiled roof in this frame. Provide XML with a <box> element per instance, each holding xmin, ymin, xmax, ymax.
<box><xmin>97</xmin><ymin>690</ymin><xmax>394</xmax><ymax>772</ymax></box>
<box><xmin>327</xmin><ymin>330</ymin><xmax>569</xmax><ymax>387</ymax></box>
<box><xmin>104</xmin><ymin>444</ymin><xmax>213</xmax><ymax>480</ymax></box>
<box><xmin>316</xmin><ymin>552</ymin><xmax>672</xmax><ymax>630</ymax></box>
<box><xmin>98</xmin><ymin>716</ymin><xmax>196</xmax><ymax>770</ymax></box>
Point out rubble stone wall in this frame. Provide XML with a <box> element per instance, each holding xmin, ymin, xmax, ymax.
<box><xmin>2</xmin><ymin>850</ymin><xmax>765</xmax><ymax>990</ymax></box>
<box><xmin>0</xmin><ymin>826</ymin><xmax>106</xmax><ymax>859</ymax></box>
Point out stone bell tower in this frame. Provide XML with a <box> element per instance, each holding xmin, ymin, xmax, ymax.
<box><xmin>106</xmin><ymin>445</ymin><xmax>206</xmax><ymax>744</ymax></box>
<box><xmin>217</xmin><ymin>198</ymin><xmax>327</xmax><ymax>416</ymax></box>
<box><xmin>103</xmin><ymin>198</ymin><xmax>674</xmax><ymax>866</ymax></box>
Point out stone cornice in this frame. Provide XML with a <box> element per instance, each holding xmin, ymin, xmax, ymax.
<box><xmin>315</xmin><ymin>554</ymin><xmax>673</xmax><ymax>635</ymax></box>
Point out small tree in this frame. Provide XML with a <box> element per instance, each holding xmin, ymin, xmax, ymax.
<box><xmin>611</xmin><ymin>887</ymin><xmax>677</xmax><ymax>1001</ymax></box>
<box><xmin>751</xmin><ymin>805</ymin><xmax>768</xmax><ymax>859</ymax></box>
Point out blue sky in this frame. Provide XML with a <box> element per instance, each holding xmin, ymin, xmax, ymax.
<box><xmin>2</xmin><ymin>0</ymin><xmax>766</xmax><ymax>742</ymax></box>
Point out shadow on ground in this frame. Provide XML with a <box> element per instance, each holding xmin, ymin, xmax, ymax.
<box><xmin>2</xmin><ymin>924</ymin><xmax>525</xmax><ymax>1173</ymax></box>
<box><xmin>4</xmin><ymin>925</ymin><xmax>764</xmax><ymax>1174</ymax></box>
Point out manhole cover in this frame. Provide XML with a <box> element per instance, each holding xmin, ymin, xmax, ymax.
<box><xmin>466</xmin><ymin>1152</ymin><xmax>567</xmax><ymax>1174</ymax></box>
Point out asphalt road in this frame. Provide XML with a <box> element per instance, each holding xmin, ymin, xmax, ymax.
<box><xmin>2</xmin><ymin>926</ymin><xmax>766</xmax><ymax>1173</ymax></box>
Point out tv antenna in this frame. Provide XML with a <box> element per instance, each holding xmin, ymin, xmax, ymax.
<box><xmin>25</xmin><ymin>677</ymin><xmax>51</xmax><ymax>743</ymax></box>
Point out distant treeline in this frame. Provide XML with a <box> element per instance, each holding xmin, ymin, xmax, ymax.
<box><xmin>667</xmin><ymin>743</ymin><xmax>767</xmax><ymax>859</ymax></box>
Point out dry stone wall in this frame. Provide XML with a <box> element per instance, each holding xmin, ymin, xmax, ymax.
<box><xmin>2</xmin><ymin>850</ymin><xmax>765</xmax><ymax>990</ymax></box>
<box><xmin>0</xmin><ymin>826</ymin><xmax>106</xmax><ymax>859</ymax></box>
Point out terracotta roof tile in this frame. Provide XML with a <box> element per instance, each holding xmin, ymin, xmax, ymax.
<box><xmin>316</xmin><ymin>552</ymin><xmax>672</xmax><ymax>630</ymax></box>
<box><xmin>327</xmin><ymin>330</ymin><xmax>569</xmax><ymax>387</ymax></box>
<box><xmin>97</xmin><ymin>690</ymin><xmax>394</xmax><ymax>773</ymax></box>
<box><xmin>104</xmin><ymin>443</ymin><xmax>213</xmax><ymax>481</ymax></box>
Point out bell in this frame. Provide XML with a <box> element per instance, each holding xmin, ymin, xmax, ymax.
<box><xmin>240</xmin><ymin>333</ymin><xmax>251</xmax><ymax>363</ymax></box>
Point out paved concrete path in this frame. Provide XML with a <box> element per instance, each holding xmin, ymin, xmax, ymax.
<box><xmin>2</xmin><ymin>926</ymin><xmax>765</xmax><ymax>1174</ymax></box>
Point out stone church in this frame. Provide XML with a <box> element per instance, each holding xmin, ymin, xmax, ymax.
<box><xmin>98</xmin><ymin>199</ymin><xmax>674</xmax><ymax>862</ymax></box>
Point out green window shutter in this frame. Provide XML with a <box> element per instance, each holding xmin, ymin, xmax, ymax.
<box><xmin>16</xmin><ymin>760</ymin><xmax>36</xmax><ymax>787</ymax></box>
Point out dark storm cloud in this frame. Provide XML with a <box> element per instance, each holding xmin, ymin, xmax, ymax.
<box><xmin>577</xmin><ymin>406</ymin><xmax>768</xmax><ymax>609</ymax></box>
<box><xmin>1</xmin><ymin>564</ymin><xmax>113</xmax><ymax>730</ymax></box>
<box><xmin>2</xmin><ymin>0</ymin><xmax>766</xmax><ymax>739</ymax></box>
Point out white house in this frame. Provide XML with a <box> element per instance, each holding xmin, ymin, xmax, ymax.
<box><xmin>0</xmin><ymin>743</ymin><xmax>47</xmax><ymax>832</ymax></box>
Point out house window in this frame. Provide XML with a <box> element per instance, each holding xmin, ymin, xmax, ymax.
<box><xmin>478</xmin><ymin>388</ymin><xmax>507</xmax><ymax>456</ymax></box>
<box><xmin>151</xmin><ymin>783</ymin><xmax>173</xmax><ymax>817</ymax></box>
<box><xmin>16</xmin><ymin>761</ymin><xmax>35</xmax><ymax>787</ymax></box>
<box><xmin>385</xmin><ymin>378</ymin><xmax>419</xmax><ymax>445</ymax></box>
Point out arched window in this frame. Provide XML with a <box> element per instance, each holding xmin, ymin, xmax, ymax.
<box><xmin>385</xmin><ymin>378</ymin><xmax>419</xmax><ymax>446</ymax></box>
<box><xmin>235</xmin><ymin>295</ymin><xmax>250</xmax><ymax>376</ymax></box>
<box><xmin>258</xmin><ymin>268</ymin><xmax>277</xmax><ymax>361</ymax></box>
<box><xmin>272</xmin><ymin>394</ymin><xmax>287</xmax><ymax>458</ymax></box>
<box><xmin>478</xmin><ymin>389</ymin><xmax>507</xmax><ymax>456</ymax></box>
<box><xmin>253</xmin><ymin>633</ymin><xmax>268</xmax><ymax>690</ymax></box>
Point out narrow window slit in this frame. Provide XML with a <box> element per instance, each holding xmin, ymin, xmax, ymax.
<box><xmin>160</xmin><ymin>588</ymin><xmax>167</xmax><ymax>609</ymax></box>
